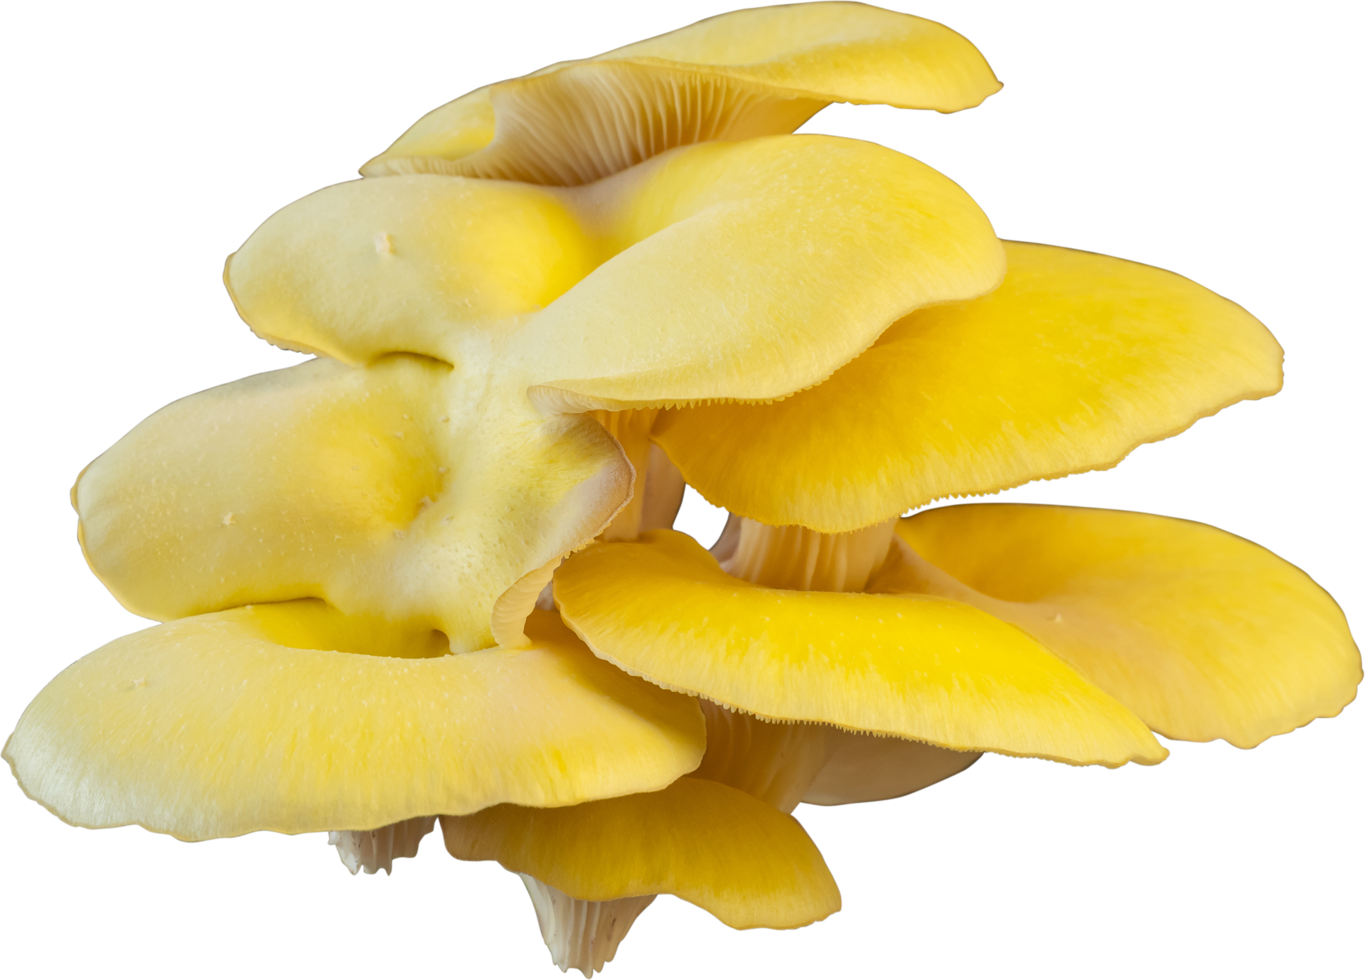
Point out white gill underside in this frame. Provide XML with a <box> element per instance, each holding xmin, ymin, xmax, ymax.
<box><xmin>383</xmin><ymin>62</ymin><xmax>826</xmax><ymax>186</ymax></box>
<box><xmin>520</xmin><ymin>874</ymin><xmax>656</xmax><ymax>977</ymax></box>
<box><xmin>329</xmin><ymin>815</ymin><xmax>436</xmax><ymax>875</ymax></box>
<box><xmin>804</xmin><ymin>729</ymin><xmax>982</xmax><ymax>806</ymax></box>
<box><xmin>692</xmin><ymin>697</ymin><xmax>982</xmax><ymax>809</ymax></box>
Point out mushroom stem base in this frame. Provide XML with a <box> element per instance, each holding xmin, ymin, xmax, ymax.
<box><xmin>519</xmin><ymin>873</ymin><xmax>656</xmax><ymax>977</ymax></box>
<box><xmin>329</xmin><ymin>815</ymin><xmax>437</xmax><ymax>875</ymax></box>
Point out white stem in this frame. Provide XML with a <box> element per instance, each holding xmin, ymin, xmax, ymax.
<box><xmin>329</xmin><ymin>815</ymin><xmax>436</xmax><ymax>875</ymax></box>
<box><xmin>519</xmin><ymin>874</ymin><xmax>655</xmax><ymax>977</ymax></box>
<box><xmin>692</xmin><ymin>701</ymin><xmax>835</xmax><ymax>814</ymax></box>
<box><xmin>638</xmin><ymin>445</ymin><xmax>684</xmax><ymax>532</ymax></box>
<box><xmin>721</xmin><ymin>517</ymin><xmax>897</xmax><ymax>592</ymax></box>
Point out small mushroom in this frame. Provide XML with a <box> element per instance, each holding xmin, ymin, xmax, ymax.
<box><xmin>442</xmin><ymin>777</ymin><xmax>840</xmax><ymax>975</ymax></box>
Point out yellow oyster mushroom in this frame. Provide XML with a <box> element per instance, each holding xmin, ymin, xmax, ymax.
<box><xmin>593</xmin><ymin>247</ymin><xmax>1350</xmax><ymax>812</ymax></box>
<box><xmin>442</xmin><ymin>777</ymin><xmax>840</xmax><ymax>975</ymax></box>
<box><xmin>654</xmin><ymin>240</ymin><xmax>1285</xmax><ymax>532</ymax></box>
<box><xmin>554</xmin><ymin>511</ymin><xmax>1359</xmax><ymax>809</ymax></box>
<box><xmin>609</xmin><ymin>237</ymin><xmax>1320</xmax><ymax>812</ymax></box>
<box><xmin>76</xmin><ymin>355</ymin><xmax>628</xmax><ymax>653</ymax></box>
<box><xmin>556</xmin><ymin>529</ymin><xmax>1167</xmax><ymax>769</ymax></box>
<box><xmin>39</xmin><ymin>20</ymin><xmax>1013</xmax><ymax>950</ymax></box>
<box><xmin>75</xmin><ymin>134</ymin><xmax>1002</xmax><ymax>655</ymax></box>
<box><xmin>362</xmin><ymin>2</ymin><xmax>1000</xmax><ymax>185</ymax></box>
<box><xmin>227</xmin><ymin>135</ymin><xmax>1004</xmax><ymax>403</ymax></box>
<box><xmin>10</xmin><ymin>7</ymin><xmax>1348</xmax><ymax>980</ymax></box>
<box><xmin>3</xmin><ymin>607</ymin><xmax>705</xmax><ymax>850</ymax></box>
<box><xmin>873</xmin><ymin>504</ymin><xmax>1362</xmax><ymax>748</ymax></box>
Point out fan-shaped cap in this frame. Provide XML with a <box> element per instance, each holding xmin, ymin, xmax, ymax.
<box><xmin>74</xmin><ymin>355</ymin><xmax>629</xmax><ymax>652</ymax></box>
<box><xmin>873</xmin><ymin>505</ymin><xmax>1362</xmax><ymax>747</ymax></box>
<box><xmin>362</xmin><ymin>2</ymin><xmax>1000</xmax><ymax>184</ymax></box>
<box><xmin>654</xmin><ymin>241</ymin><xmax>1284</xmax><ymax>531</ymax></box>
<box><xmin>555</xmin><ymin>530</ymin><xmax>1166</xmax><ymax>767</ymax></box>
<box><xmin>228</xmin><ymin>136</ymin><xmax>1005</xmax><ymax>408</ymax></box>
<box><xmin>442</xmin><ymin>777</ymin><xmax>840</xmax><ymax>929</ymax></box>
<box><xmin>3</xmin><ymin>607</ymin><xmax>705</xmax><ymax>840</ymax></box>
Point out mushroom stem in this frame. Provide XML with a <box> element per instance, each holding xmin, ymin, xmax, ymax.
<box><xmin>719</xmin><ymin>516</ymin><xmax>898</xmax><ymax>592</ymax></box>
<box><xmin>329</xmin><ymin>815</ymin><xmax>437</xmax><ymax>875</ymax></box>
<box><xmin>692</xmin><ymin>700</ymin><xmax>836</xmax><ymax>813</ymax></box>
<box><xmin>518</xmin><ymin>873</ymin><xmax>656</xmax><ymax>977</ymax></box>
<box><xmin>638</xmin><ymin>445</ymin><xmax>685</xmax><ymax>532</ymax></box>
<box><xmin>699</xmin><ymin>514</ymin><xmax>901</xmax><ymax>808</ymax></box>
<box><xmin>698</xmin><ymin>515</ymin><xmax>985</xmax><ymax>803</ymax></box>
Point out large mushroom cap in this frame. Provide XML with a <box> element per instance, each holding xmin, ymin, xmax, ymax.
<box><xmin>362</xmin><ymin>2</ymin><xmax>1001</xmax><ymax>185</ymax></box>
<box><xmin>228</xmin><ymin>136</ymin><xmax>1004</xmax><ymax>407</ymax></box>
<box><xmin>873</xmin><ymin>504</ymin><xmax>1362</xmax><ymax>747</ymax></box>
<box><xmin>654</xmin><ymin>241</ymin><xmax>1285</xmax><ymax>531</ymax></box>
<box><xmin>74</xmin><ymin>355</ymin><xmax>629</xmax><ymax>652</ymax></box>
<box><xmin>555</xmin><ymin>529</ymin><xmax>1166</xmax><ymax>767</ymax></box>
<box><xmin>4</xmin><ymin>607</ymin><xmax>706</xmax><ymax>839</ymax></box>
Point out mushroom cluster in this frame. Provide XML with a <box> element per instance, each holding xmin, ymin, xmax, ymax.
<box><xmin>5</xmin><ymin>4</ymin><xmax>1360</xmax><ymax>976</ymax></box>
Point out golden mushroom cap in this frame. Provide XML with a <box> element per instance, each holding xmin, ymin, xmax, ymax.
<box><xmin>363</xmin><ymin>2</ymin><xmax>1001</xmax><ymax>184</ymax></box>
<box><xmin>4</xmin><ymin>608</ymin><xmax>706</xmax><ymax>839</ymax></box>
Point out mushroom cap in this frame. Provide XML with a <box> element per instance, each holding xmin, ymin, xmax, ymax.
<box><xmin>362</xmin><ymin>2</ymin><xmax>1000</xmax><ymax>184</ymax></box>
<box><xmin>654</xmin><ymin>241</ymin><xmax>1285</xmax><ymax>532</ymax></box>
<box><xmin>442</xmin><ymin>776</ymin><xmax>840</xmax><ymax>930</ymax></box>
<box><xmin>3</xmin><ymin>607</ymin><xmax>705</xmax><ymax>840</ymax></box>
<box><xmin>75</xmin><ymin>355</ymin><xmax>628</xmax><ymax>652</ymax></box>
<box><xmin>555</xmin><ymin>530</ymin><xmax>1166</xmax><ymax>767</ymax></box>
<box><xmin>95</xmin><ymin>135</ymin><xmax>1001</xmax><ymax>648</ymax></box>
<box><xmin>228</xmin><ymin>135</ymin><xmax>1005</xmax><ymax>409</ymax></box>
<box><xmin>873</xmin><ymin>504</ymin><xmax>1362</xmax><ymax>748</ymax></box>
